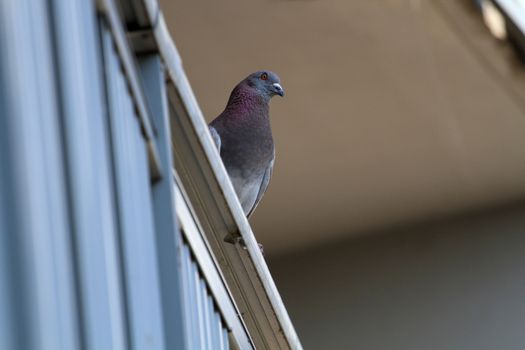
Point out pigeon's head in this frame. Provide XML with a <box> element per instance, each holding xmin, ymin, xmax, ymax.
<box><xmin>244</xmin><ymin>70</ymin><xmax>284</xmax><ymax>99</ymax></box>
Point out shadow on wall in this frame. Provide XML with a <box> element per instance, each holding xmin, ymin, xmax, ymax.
<box><xmin>268</xmin><ymin>202</ymin><xmax>525</xmax><ymax>350</ymax></box>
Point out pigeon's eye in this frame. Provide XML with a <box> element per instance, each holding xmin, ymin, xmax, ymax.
<box><xmin>260</xmin><ymin>73</ymin><xmax>268</xmax><ymax>81</ymax></box>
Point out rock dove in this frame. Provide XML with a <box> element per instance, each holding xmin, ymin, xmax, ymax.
<box><xmin>209</xmin><ymin>70</ymin><xmax>284</xmax><ymax>218</ymax></box>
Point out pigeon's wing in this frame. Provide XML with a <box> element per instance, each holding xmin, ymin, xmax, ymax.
<box><xmin>247</xmin><ymin>155</ymin><xmax>274</xmax><ymax>218</ymax></box>
<box><xmin>209</xmin><ymin>125</ymin><xmax>221</xmax><ymax>151</ymax></box>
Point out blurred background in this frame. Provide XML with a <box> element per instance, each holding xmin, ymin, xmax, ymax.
<box><xmin>160</xmin><ymin>0</ymin><xmax>525</xmax><ymax>349</ymax></box>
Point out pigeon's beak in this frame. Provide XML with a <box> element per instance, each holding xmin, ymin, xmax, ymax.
<box><xmin>272</xmin><ymin>83</ymin><xmax>285</xmax><ymax>97</ymax></box>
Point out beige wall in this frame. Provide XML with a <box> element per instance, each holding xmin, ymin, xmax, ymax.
<box><xmin>269</xmin><ymin>203</ymin><xmax>525</xmax><ymax>350</ymax></box>
<box><xmin>162</xmin><ymin>0</ymin><xmax>525</xmax><ymax>254</ymax></box>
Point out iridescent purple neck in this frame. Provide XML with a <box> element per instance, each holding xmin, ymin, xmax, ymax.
<box><xmin>224</xmin><ymin>83</ymin><xmax>269</xmax><ymax>118</ymax></box>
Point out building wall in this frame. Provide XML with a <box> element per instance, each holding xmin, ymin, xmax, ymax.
<box><xmin>269</xmin><ymin>203</ymin><xmax>525</xmax><ymax>350</ymax></box>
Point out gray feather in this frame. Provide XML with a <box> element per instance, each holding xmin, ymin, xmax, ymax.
<box><xmin>247</xmin><ymin>157</ymin><xmax>274</xmax><ymax>217</ymax></box>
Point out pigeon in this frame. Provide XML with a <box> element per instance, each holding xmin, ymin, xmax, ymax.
<box><xmin>209</xmin><ymin>71</ymin><xmax>284</xmax><ymax>219</ymax></box>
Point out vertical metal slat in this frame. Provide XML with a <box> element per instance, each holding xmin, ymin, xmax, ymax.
<box><xmin>138</xmin><ymin>54</ymin><xmax>186</xmax><ymax>350</ymax></box>
<box><xmin>50</xmin><ymin>1</ymin><xmax>127</xmax><ymax>348</ymax></box>
<box><xmin>103</xmin><ymin>24</ymin><xmax>165</xmax><ymax>349</ymax></box>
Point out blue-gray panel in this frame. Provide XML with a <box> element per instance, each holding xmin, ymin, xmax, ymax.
<box><xmin>0</xmin><ymin>0</ymin><xmax>86</xmax><ymax>349</ymax></box>
<box><xmin>139</xmin><ymin>54</ymin><xmax>187</xmax><ymax>350</ymax></box>
<box><xmin>50</xmin><ymin>0</ymin><xmax>128</xmax><ymax>347</ymax></box>
<box><xmin>182</xmin><ymin>245</ymin><xmax>199</xmax><ymax>350</ymax></box>
<box><xmin>0</xmin><ymin>4</ymin><xmax>64</xmax><ymax>346</ymax></box>
<box><xmin>211</xmin><ymin>310</ymin><xmax>222</xmax><ymax>350</ymax></box>
<box><xmin>202</xmin><ymin>281</ymin><xmax>213</xmax><ymax>350</ymax></box>
<box><xmin>222</xmin><ymin>328</ymin><xmax>230</xmax><ymax>350</ymax></box>
<box><xmin>193</xmin><ymin>259</ymin><xmax>207</xmax><ymax>348</ymax></box>
<box><xmin>101</xmin><ymin>24</ymin><xmax>165</xmax><ymax>350</ymax></box>
<box><xmin>206</xmin><ymin>296</ymin><xmax>216</xmax><ymax>349</ymax></box>
<box><xmin>180</xmin><ymin>242</ymin><xmax>230</xmax><ymax>350</ymax></box>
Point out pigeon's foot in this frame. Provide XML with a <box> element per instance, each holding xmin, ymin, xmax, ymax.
<box><xmin>224</xmin><ymin>235</ymin><xmax>265</xmax><ymax>256</ymax></box>
<box><xmin>257</xmin><ymin>242</ymin><xmax>265</xmax><ymax>256</ymax></box>
<box><xmin>238</xmin><ymin>238</ymin><xmax>265</xmax><ymax>256</ymax></box>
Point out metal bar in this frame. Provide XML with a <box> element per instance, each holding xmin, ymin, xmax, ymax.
<box><xmin>494</xmin><ymin>0</ymin><xmax>525</xmax><ymax>35</ymax></box>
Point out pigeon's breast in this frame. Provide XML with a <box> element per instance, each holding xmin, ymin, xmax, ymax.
<box><xmin>220</xmin><ymin>120</ymin><xmax>274</xmax><ymax>177</ymax></box>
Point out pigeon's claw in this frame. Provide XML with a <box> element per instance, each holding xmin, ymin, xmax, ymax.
<box><xmin>237</xmin><ymin>238</ymin><xmax>265</xmax><ymax>256</ymax></box>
